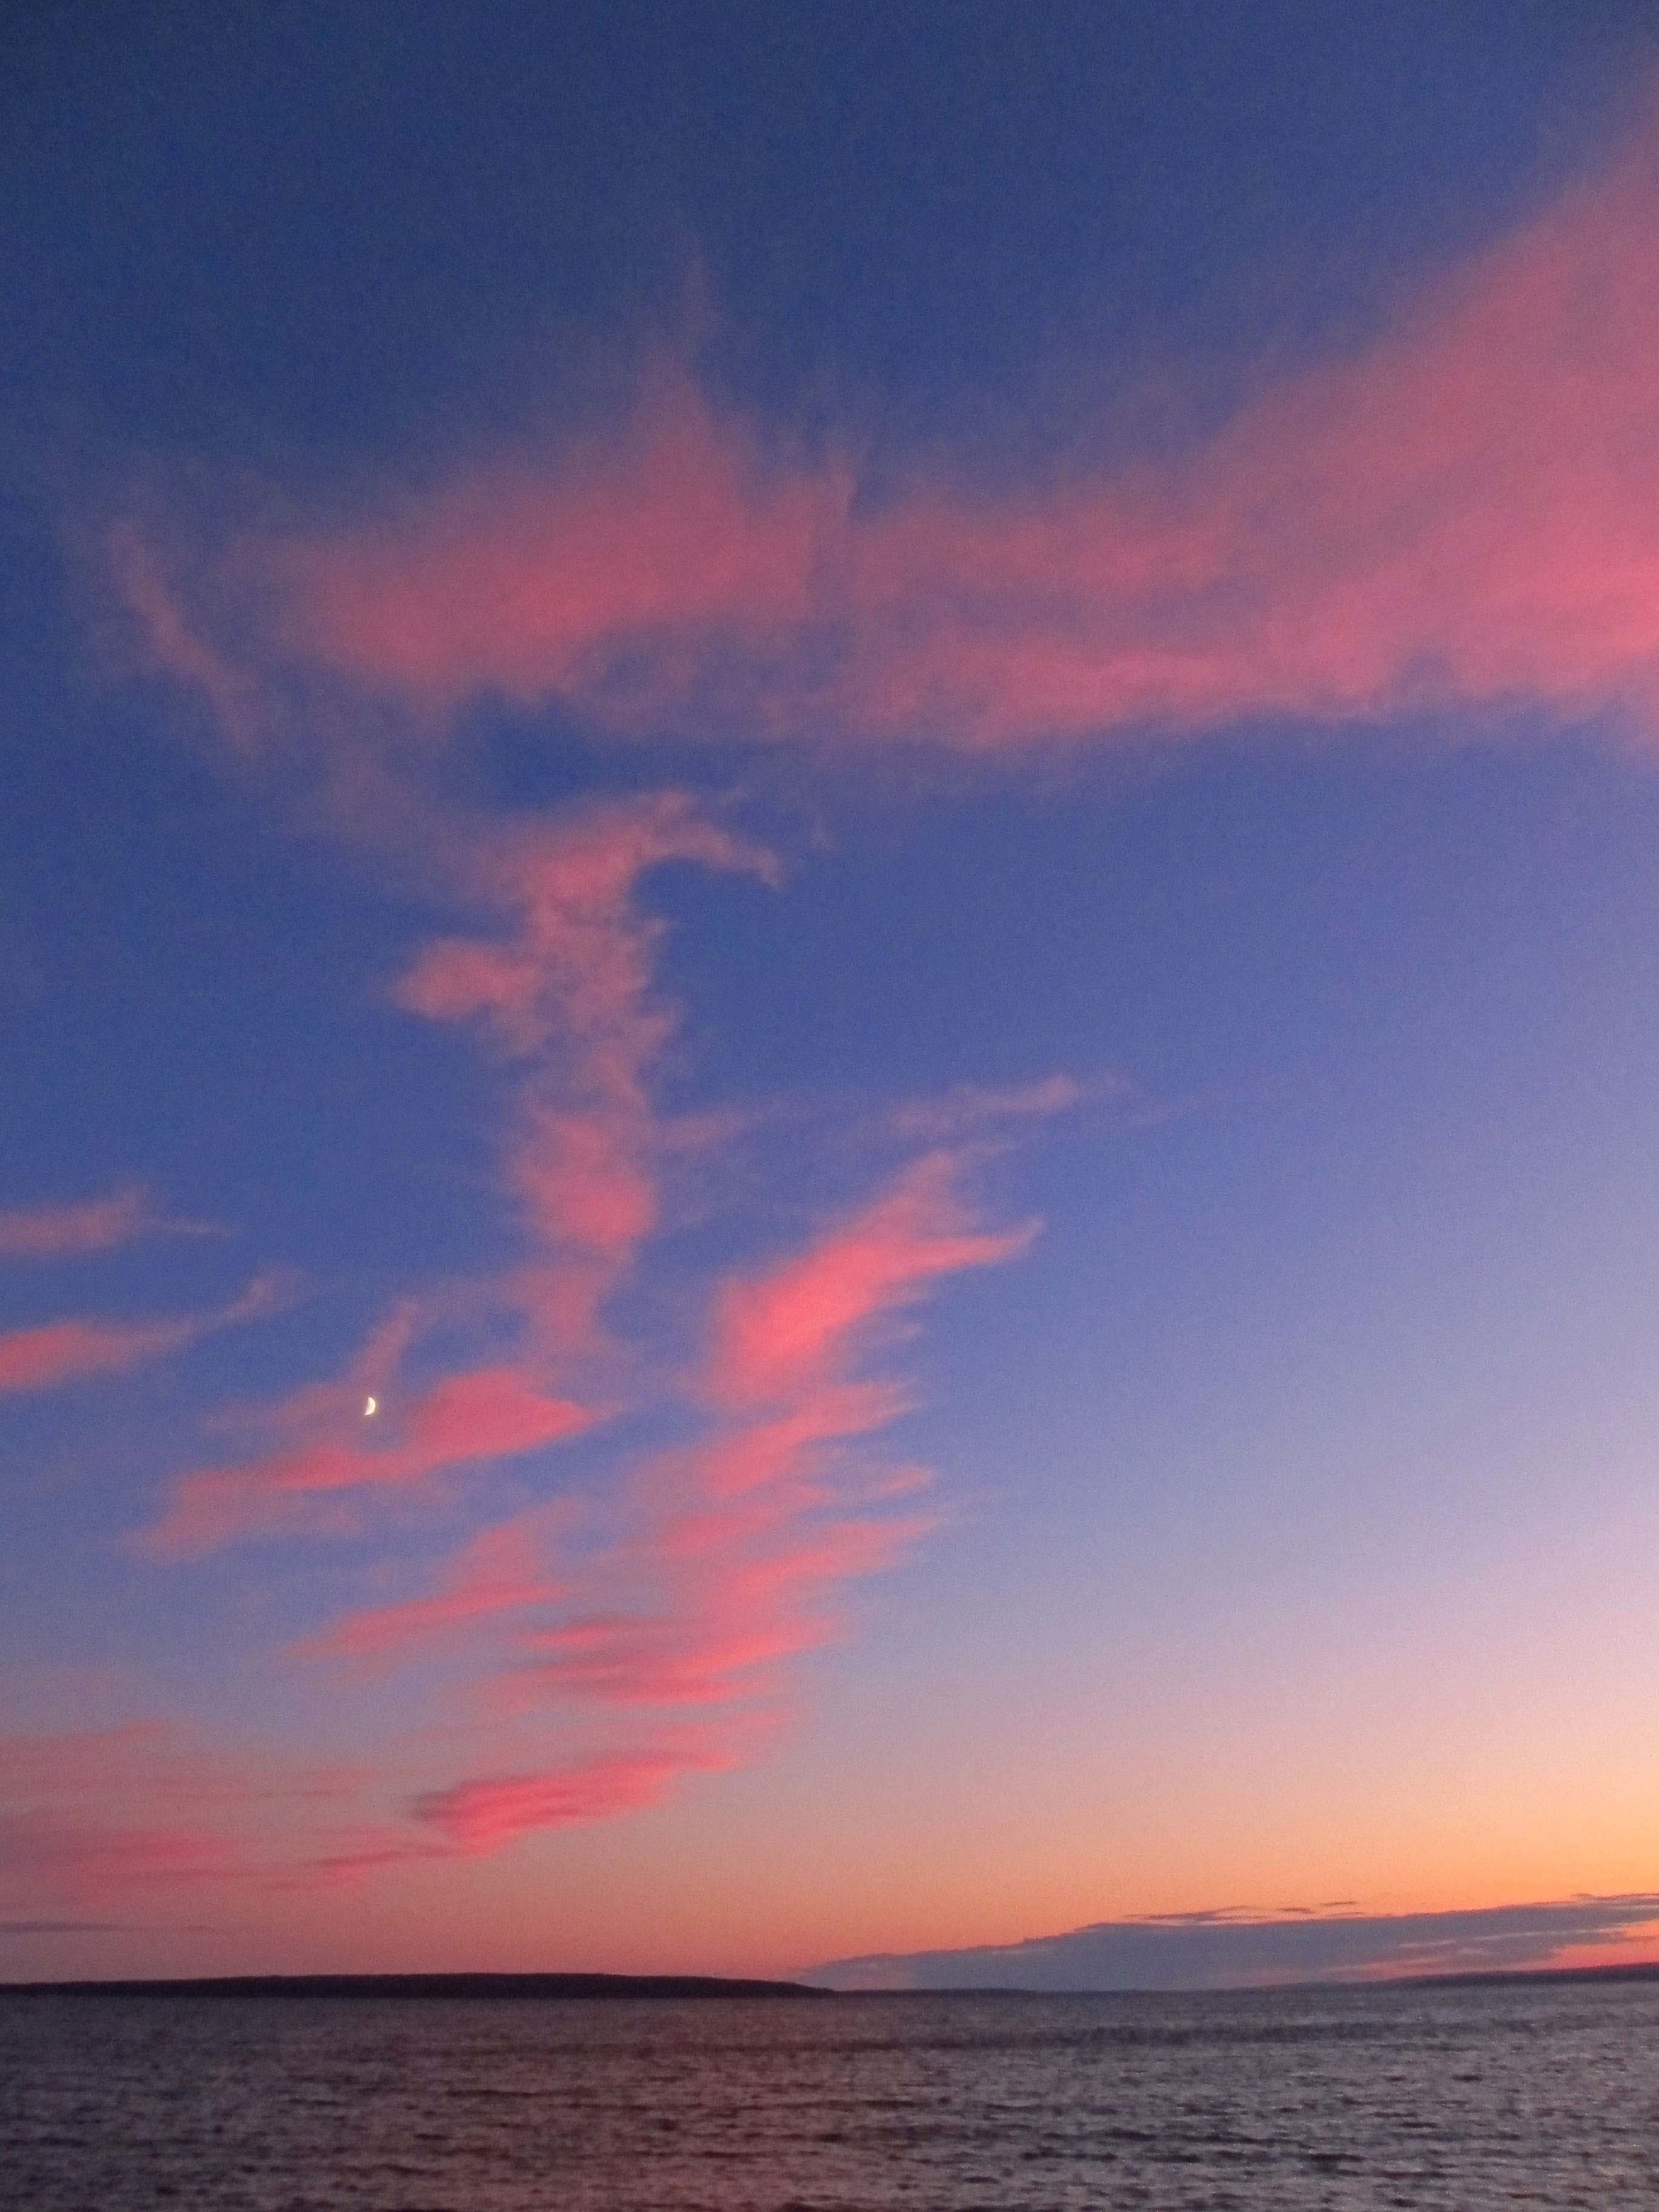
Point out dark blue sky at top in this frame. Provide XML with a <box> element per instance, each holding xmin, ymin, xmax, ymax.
<box><xmin>4</xmin><ymin>0</ymin><xmax>1654</xmax><ymax>473</ymax></box>
<box><xmin>6</xmin><ymin>0</ymin><xmax>1658</xmax><ymax>1343</ymax></box>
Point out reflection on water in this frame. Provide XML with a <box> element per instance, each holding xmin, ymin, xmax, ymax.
<box><xmin>3</xmin><ymin>1978</ymin><xmax>1657</xmax><ymax>2209</ymax></box>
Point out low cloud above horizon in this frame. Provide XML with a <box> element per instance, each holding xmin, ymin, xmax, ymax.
<box><xmin>813</xmin><ymin>1897</ymin><xmax>1659</xmax><ymax>1993</ymax></box>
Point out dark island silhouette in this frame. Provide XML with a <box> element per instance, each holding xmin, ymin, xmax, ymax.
<box><xmin>1</xmin><ymin>1972</ymin><xmax>829</xmax><ymax>2000</ymax></box>
<box><xmin>5</xmin><ymin>1960</ymin><xmax>1657</xmax><ymax>2000</ymax></box>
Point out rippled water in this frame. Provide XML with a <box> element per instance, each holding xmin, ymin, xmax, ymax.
<box><xmin>3</xmin><ymin>1978</ymin><xmax>1657</xmax><ymax>2209</ymax></box>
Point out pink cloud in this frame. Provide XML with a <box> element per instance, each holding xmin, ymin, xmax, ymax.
<box><xmin>394</xmin><ymin>795</ymin><xmax>775</xmax><ymax>1364</ymax></box>
<box><xmin>691</xmin><ymin>1382</ymin><xmax>909</xmax><ymax>1499</ymax></box>
<box><xmin>99</xmin><ymin>506</ymin><xmax>1082</xmax><ymax>1855</ymax></box>
<box><xmin>491</xmin><ymin>1159</ymin><xmax>1025</xmax><ymax>1721</ymax></box>
<box><xmin>0</xmin><ymin>1809</ymin><xmax>259</xmax><ymax>1900</ymax></box>
<box><xmin>410</xmin><ymin>1738</ymin><xmax>735</xmax><ymax>1852</ymax></box>
<box><xmin>274</xmin><ymin>1140</ymin><xmax>1029</xmax><ymax>1864</ymax></box>
<box><xmin>708</xmin><ymin>1151</ymin><xmax>1035</xmax><ymax>1408</ymax></box>
<box><xmin>516</xmin><ymin>1505</ymin><xmax>932</xmax><ymax>1710</ymax></box>
<box><xmin>0</xmin><ymin>1724</ymin><xmax>370</xmax><ymax>1911</ymax></box>
<box><xmin>140</xmin><ymin>1363</ymin><xmax>593</xmax><ymax>1558</ymax></box>
<box><xmin>291</xmin><ymin>1373</ymin><xmax>924</xmax><ymax>1728</ymax></box>
<box><xmin>285</xmin><ymin>1381</ymin><xmax>915</xmax><ymax>1711</ymax></box>
<box><xmin>274</xmin><ymin>1155</ymin><xmax>1021</xmax><ymax>1856</ymax></box>
<box><xmin>290</xmin><ymin>1511</ymin><xmax>569</xmax><ymax>1662</ymax></box>
<box><xmin>0</xmin><ymin>1185</ymin><xmax>159</xmax><ymax>1260</ymax></box>
<box><xmin>120</xmin><ymin>124</ymin><xmax>1659</xmax><ymax>761</ymax></box>
<box><xmin>397</xmin><ymin>793</ymin><xmax>776</xmax><ymax>1058</ymax></box>
<box><xmin>0</xmin><ymin>1313</ymin><xmax>201</xmax><ymax>1392</ymax></box>
<box><xmin>384</xmin><ymin>1432</ymin><xmax>933</xmax><ymax>1848</ymax></box>
<box><xmin>131</xmin><ymin>798</ymin><xmax>771</xmax><ymax>1588</ymax></box>
<box><xmin>506</xmin><ymin>1159</ymin><xmax>1024</xmax><ymax>1719</ymax></box>
<box><xmin>509</xmin><ymin>1106</ymin><xmax>658</xmax><ymax>1257</ymax></box>
<box><xmin>267</xmin><ymin>384</ymin><xmax>847</xmax><ymax>713</ymax></box>
<box><xmin>0</xmin><ymin>1270</ymin><xmax>287</xmax><ymax>1394</ymax></box>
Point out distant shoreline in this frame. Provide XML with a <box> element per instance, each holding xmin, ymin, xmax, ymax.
<box><xmin>1393</xmin><ymin>1960</ymin><xmax>1659</xmax><ymax>1992</ymax></box>
<box><xmin>3</xmin><ymin>1958</ymin><xmax>1656</xmax><ymax>2000</ymax></box>
<box><xmin>0</xmin><ymin>1972</ymin><xmax>829</xmax><ymax>2001</ymax></box>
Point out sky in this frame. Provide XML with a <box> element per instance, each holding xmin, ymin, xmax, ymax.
<box><xmin>5</xmin><ymin>0</ymin><xmax>1659</xmax><ymax>1988</ymax></box>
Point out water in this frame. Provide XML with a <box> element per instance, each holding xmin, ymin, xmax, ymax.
<box><xmin>3</xmin><ymin>1978</ymin><xmax>1657</xmax><ymax>2209</ymax></box>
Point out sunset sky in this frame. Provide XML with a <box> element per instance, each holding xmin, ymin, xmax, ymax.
<box><xmin>7</xmin><ymin>1</ymin><xmax>1659</xmax><ymax>1988</ymax></box>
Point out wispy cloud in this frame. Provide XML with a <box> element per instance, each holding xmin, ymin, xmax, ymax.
<box><xmin>137</xmin><ymin>1363</ymin><xmax>592</xmax><ymax>1558</ymax></box>
<box><xmin>0</xmin><ymin>1810</ymin><xmax>259</xmax><ymax>1899</ymax></box>
<box><xmin>707</xmin><ymin>1151</ymin><xmax>1035</xmax><ymax>1410</ymax></box>
<box><xmin>136</xmin><ymin>792</ymin><xmax>773</xmax><ymax>1561</ymax></box>
<box><xmin>284</xmin><ymin>1151</ymin><xmax>1030</xmax><ymax>1856</ymax></box>
<box><xmin>392</xmin><ymin>792</ymin><xmax>777</xmax><ymax>1366</ymax></box>
<box><xmin>508</xmin><ymin>1156</ymin><xmax>1017</xmax><ymax>1732</ymax></box>
<box><xmin>0</xmin><ymin>1185</ymin><xmax>219</xmax><ymax>1261</ymax></box>
<box><xmin>888</xmin><ymin>1073</ymin><xmax>1104</xmax><ymax>1143</ymax></box>
<box><xmin>112</xmin><ymin>765</ymin><xmax>1049</xmax><ymax>1852</ymax></box>
<box><xmin>286</xmin><ymin>1509</ymin><xmax>570</xmax><ymax>1663</ymax></box>
<box><xmin>0</xmin><ymin>1724</ymin><xmax>368</xmax><ymax>1913</ymax></box>
<box><xmin>814</xmin><ymin>1896</ymin><xmax>1659</xmax><ymax>1990</ymax></box>
<box><xmin>409</xmin><ymin>1736</ymin><xmax>739</xmax><ymax>1853</ymax></box>
<box><xmin>0</xmin><ymin>1920</ymin><xmax>127</xmax><ymax>1935</ymax></box>
<box><xmin>0</xmin><ymin>1270</ymin><xmax>289</xmax><ymax>1396</ymax></box>
<box><xmin>111</xmin><ymin>121</ymin><xmax>1659</xmax><ymax>765</ymax></box>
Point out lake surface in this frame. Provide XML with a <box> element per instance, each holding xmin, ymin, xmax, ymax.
<box><xmin>3</xmin><ymin>1977</ymin><xmax>1656</xmax><ymax>2209</ymax></box>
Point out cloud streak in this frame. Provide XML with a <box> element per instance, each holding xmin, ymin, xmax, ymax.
<box><xmin>0</xmin><ymin>1185</ymin><xmax>215</xmax><ymax>1260</ymax></box>
<box><xmin>813</xmin><ymin>1895</ymin><xmax>1659</xmax><ymax>1991</ymax></box>
<box><xmin>137</xmin><ymin>793</ymin><xmax>770</xmax><ymax>1558</ymax></box>
<box><xmin>707</xmin><ymin>1151</ymin><xmax>1035</xmax><ymax>1409</ymax></box>
<box><xmin>509</xmin><ymin>1153</ymin><xmax>1017</xmax><ymax>1724</ymax></box>
<box><xmin>0</xmin><ymin>1271</ymin><xmax>288</xmax><ymax>1396</ymax></box>
<box><xmin>287</xmin><ymin>1511</ymin><xmax>569</xmax><ymax>1663</ymax></box>
<box><xmin>0</xmin><ymin>1920</ymin><xmax>127</xmax><ymax>1935</ymax></box>
<box><xmin>393</xmin><ymin>792</ymin><xmax>776</xmax><ymax>1365</ymax></box>
<box><xmin>409</xmin><ymin>1738</ymin><xmax>737</xmax><ymax>1853</ymax></box>
<box><xmin>0</xmin><ymin>1724</ymin><xmax>370</xmax><ymax>1914</ymax></box>
<box><xmin>113</xmin><ymin>773</ymin><xmax>1043</xmax><ymax>1857</ymax></box>
<box><xmin>139</xmin><ymin>1364</ymin><xmax>592</xmax><ymax>1558</ymax></box>
<box><xmin>287</xmin><ymin>1148</ymin><xmax>1030</xmax><ymax>1855</ymax></box>
<box><xmin>115</xmin><ymin>123</ymin><xmax>1659</xmax><ymax>766</ymax></box>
